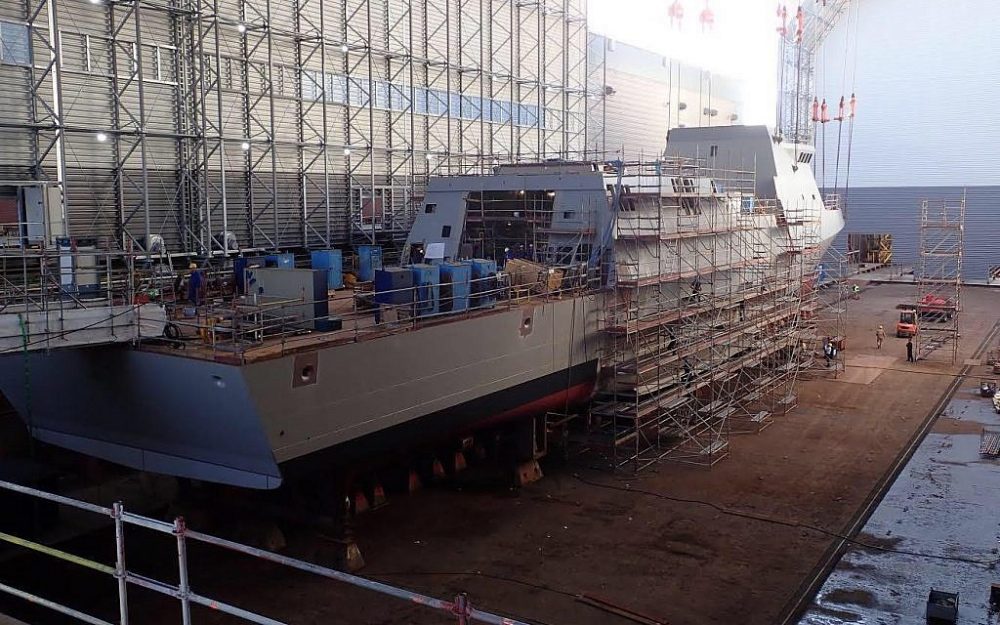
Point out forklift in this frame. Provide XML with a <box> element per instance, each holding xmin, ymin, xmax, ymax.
<box><xmin>896</xmin><ymin>307</ymin><xmax>918</xmax><ymax>338</ymax></box>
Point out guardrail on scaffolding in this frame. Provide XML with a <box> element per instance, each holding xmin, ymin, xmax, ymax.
<box><xmin>0</xmin><ymin>479</ymin><xmax>529</xmax><ymax>625</ymax></box>
<box><xmin>0</xmin><ymin>242</ymin><xmax>168</xmax><ymax>354</ymax></box>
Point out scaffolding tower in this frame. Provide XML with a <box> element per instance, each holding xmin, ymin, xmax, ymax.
<box><xmin>915</xmin><ymin>194</ymin><xmax>965</xmax><ymax>364</ymax></box>
<box><xmin>591</xmin><ymin>159</ymin><xmax>811</xmax><ymax>471</ymax></box>
<box><xmin>798</xmin><ymin>194</ymin><xmax>848</xmax><ymax>378</ymax></box>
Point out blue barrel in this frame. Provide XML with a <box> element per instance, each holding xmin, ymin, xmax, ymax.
<box><xmin>470</xmin><ymin>258</ymin><xmax>498</xmax><ymax>308</ymax></box>
<box><xmin>439</xmin><ymin>261</ymin><xmax>471</xmax><ymax>312</ymax></box>
<box><xmin>310</xmin><ymin>249</ymin><xmax>344</xmax><ymax>290</ymax></box>
<box><xmin>357</xmin><ymin>245</ymin><xmax>383</xmax><ymax>282</ymax></box>
<box><xmin>409</xmin><ymin>263</ymin><xmax>440</xmax><ymax>317</ymax></box>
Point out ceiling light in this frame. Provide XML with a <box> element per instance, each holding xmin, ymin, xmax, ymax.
<box><xmin>237</xmin><ymin>23</ymin><xmax>247</xmax><ymax>33</ymax></box>
<box><xmin>240</xmin><ymin>141</ymin><xmax>251</xmax><ymax>151</ymax></box>
<box><xmin>95</xmin><ymin>132</ymin><xmax>108</xmax><ymax>142</ymax></box>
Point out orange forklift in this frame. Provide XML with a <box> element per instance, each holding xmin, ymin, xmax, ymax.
<box><xmin>896</xmin><ymin>306</ymin><xmax>918</xmax><ymax>338</ymax></box>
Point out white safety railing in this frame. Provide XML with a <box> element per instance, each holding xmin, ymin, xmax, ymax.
<box><xmin>0</xmin><ymin>479</ymin><xmax>529</xmax><ymax>625</ymax></box>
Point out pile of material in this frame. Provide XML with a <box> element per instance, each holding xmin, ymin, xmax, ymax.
<box><xmin>504</xmin><ymin>259</ymin><xmax>564</xmax><ymax>294</ymax></box>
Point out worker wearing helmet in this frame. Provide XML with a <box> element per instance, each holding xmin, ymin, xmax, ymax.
<box><xmin>187</xmin><ymin>262</ymin><xmax>204</xmax><ymax>306</ymax></box>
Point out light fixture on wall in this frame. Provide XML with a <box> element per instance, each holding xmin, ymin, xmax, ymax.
<box><xmin>95</xmin><ymin>132</ymin><xmax>108</xmax><ymax>142</ymax></box>
<box><xmin>240</xmin><ymin>141</ymin><xmax>251</xmax><ymax>151</ymax></box>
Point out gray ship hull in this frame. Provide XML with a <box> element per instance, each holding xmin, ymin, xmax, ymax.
<box><xmin>0</xmin><ymin>296</ymin><xmax>600</xmax><ymax>488</ymax></box>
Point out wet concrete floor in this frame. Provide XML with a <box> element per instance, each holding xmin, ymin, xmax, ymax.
<box><xmin>800</xmin><ymin>389</ymin><xmax>1000</xmax><ymax>624</ymax></box>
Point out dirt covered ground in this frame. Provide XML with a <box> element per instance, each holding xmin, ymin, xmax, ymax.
<box><xmin>2</xmin><ymin>283</ymin><xmax>999</xmax><ymax>625</ymax></box>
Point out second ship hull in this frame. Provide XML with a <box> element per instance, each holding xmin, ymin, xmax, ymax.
<box><xmin>0</xmin><ymin>296</ymin><xmax>600</xmax><ymax>488</ymax></box>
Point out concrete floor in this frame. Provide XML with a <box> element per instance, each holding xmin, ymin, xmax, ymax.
<box><xmin>799</xmin><ymin>391</ymin><xmax>1000</xmax><ymax>624</ymax></box>
<box><xmin>1</xmin><ymin>283</ymin><xmax>999</xmax><ymax>625</ymax></box>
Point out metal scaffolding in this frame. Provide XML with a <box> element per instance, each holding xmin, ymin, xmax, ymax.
<box><xmin>591</xmin><ymin>159</ymin><xmax>812</xmax><ymax>471</ymax></box>
<box><xmin>775</xmin><ymin>0</ymin><xmax>852</xmax><ymax>145</ymax></box>
<box><xmin>915</xmin><ymin>194</ymin><xmax>964</xmax><ymax>364</ymax></box>
<box><xmin>0</xmin><ymin>0</ymin><xmax>587</xmax><ymax>257</ymax></box>
<box><xmin>798</xmin><ymin>193</ymin><xmax>848</xmax><ymax>378</ymax></box>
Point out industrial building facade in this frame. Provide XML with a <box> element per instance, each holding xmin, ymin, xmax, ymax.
<box><xmin>0</xmin><ymin>0</ymin><xmax>587</xmax><ymax>255</ymax></box>
<box><xmin>587</xmin><ymin>34</ymin><xmax>746</xmax><ymax>160</ymax></box>
<box><xmin>817</xmin><ymin>0</ymin><xmax>1000</xmax><ymax>281</ymax></box>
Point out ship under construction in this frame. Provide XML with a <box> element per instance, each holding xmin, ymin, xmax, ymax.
<box><xmin>0</xmin><ymin>125</ymin><xmax>844</xmax><ymax>487</ymax></box>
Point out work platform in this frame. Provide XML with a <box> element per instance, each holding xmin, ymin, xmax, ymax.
<box><xmin>0</xmin><ymin>247</ymin><xmax>167</xmax><ymax>353</ymax></box>
<box><xmin>0</xmin><ymin>304</ymin><xmax>166</xmax><ymax>353</ymax></box>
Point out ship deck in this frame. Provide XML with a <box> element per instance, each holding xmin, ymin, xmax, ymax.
<box><xmin>141</xmin><ymin>284</ymin><xmax>590</xmax><ymax>365</ymax></box>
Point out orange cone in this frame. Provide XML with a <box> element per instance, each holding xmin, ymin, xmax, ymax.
<box><xmin>352</xmin><ymin>490</ymin><xmax>370</xmax><ymax>514</ymax></box>
<box><xmin>372</xmin><ymin>483</ymin><xmax>387</xmax><ymax>508</ymax></box>
<box><xmin>407</xmin><ymin>469</ymin><xmax>422</xmax><ymax>493</ymax></box>
<box><xmin>432</xmin><ymin>458</ymin><xmax>446</xmax><ymax>479</ymax></box>
<box><xmin>454</xmin><ymin>451</ymin><xmax>467</xmax><ymax>473</ymax></box>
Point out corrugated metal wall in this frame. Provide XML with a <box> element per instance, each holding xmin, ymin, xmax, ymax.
<box><xmin>0</xmin><ymin>0</ymin><xmax>588</xmax><ymax>254</ymax></box>
<box><xmin>833</xmin><ymin>186</ymin><xmax>998</xmax><ymax>281</ymax></box>
<box><xmin>586</xmin><ymin>35</ymin><xmax>746</xmax><ymax>159</ymax></box>
<box><xmin>817</xmin><ymin>0</ymin><xmax>1000</xmax><ymax>279</ymax></box>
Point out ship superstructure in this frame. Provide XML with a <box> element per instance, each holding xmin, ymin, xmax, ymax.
<box><xmin>0</xmin><ymin>126</ymin><xmax>844</xmax><ymax>488</ymax></box>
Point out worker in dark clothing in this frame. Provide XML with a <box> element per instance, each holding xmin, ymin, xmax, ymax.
<box><xmin>691</xmin><ymin>277</ymin><xmax>702</xmax><ymax>301</ymax></box>
<box><xmin>682</xmin><ymin>357</ymin><xmax>693</xmax><ymax>388</ymax></box>
<box><xmin>739</xmin><ymin>300</ymin><xmax>746</xmax><ymax>322</ymax></box>
<box><xmin>187</xmin><ymin>262</ymin><xmax>204</xmax><ymax>306</ymax></box>
<box><xmin>906</xmin><ymin>338</ymin><xmax>915</xmax><ymax>362</ymax></box>
<box><xmin>823</xmin><ymin>338</ymin><xmax>834</xmax><ymax>368</ymax></box>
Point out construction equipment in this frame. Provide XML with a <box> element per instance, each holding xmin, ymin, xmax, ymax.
<box><xmin>916</xmin><ymin>293</ymin><xmax>955</xmax><ymax>321</ymax></box>
<box><xmin>980</xmin><ymin>380</ymin><xmax>997</xmax><ymax>398</ymax></box>
<box><xmin>896</xmin><ymin>307</ymin><xmax>918</xmax><ymax>338</ymax></box>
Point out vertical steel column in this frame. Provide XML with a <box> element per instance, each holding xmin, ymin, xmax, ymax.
<box><xmin>133</xmin><ymin>3</ymin><xmax>153</xmax><ymax>249</ymax></box>
<box><xmin>211</xmin><ymin>0</ymin><xmax>228</xmax><ymax>253</ymax></box>
<box><xmin>240</xmin><ymin>0</ymin><xmax>255</xmax><ymax>247</ymax></box>
<box><xmin>508</xmin><ymin>0</ymin><xmax>516</xmax><ymax>158</ymax></box>
<box><xmin>174</xmin><ymin>517</ymin><xmax>192</xmax><ymax>625</ymax></box>
<box><xmin>365</xmin><ymin>0</ymin><xmax>375</xmax><ymax>244</ymax></box>
<box><xmin>43</xmin><ymin>0</ymin><xmax>68</xmax><ymax>225</ymax></box>
<box><xmin>107</xmin><ymin>1</ymin><xmax>153</xmax><ymax>249</ymax></box>
<box><xmin>319</xmin><ymin>0</ymin><xmax>332</xmax><ymax>245</ymax></box>
<box><xmin>112</xmin><ymin>502</ymin><xmax>129</xmax><ymax>625</ymax></box>
<box><xmin>265</xmin><ymin>0</ymin><xmax>279</xmax><ymax>248</ymax></box>
<box><xmin>295</xmin><ymin>0</ymin><xmax>308</xmax><ymax>246</ymax></box>
<box><xmin>535</xmin><ymin>0</ymin><xmax>542</xmax><ymax>156</ymax></box>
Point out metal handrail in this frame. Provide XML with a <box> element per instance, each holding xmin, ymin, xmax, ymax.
<box><xmin>158</xmin><ymin>262</ymin><xmax>602</xmax><ymax>360</ymax></box>
<box><xmin>0</xmin><ymin>478</ymin><xmax>529</xmax><ymax>625</ymax></box>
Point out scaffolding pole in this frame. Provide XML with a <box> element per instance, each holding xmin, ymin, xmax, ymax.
<box><xmin>591</xmin><ymin>158</ymin><xmax>812</xmax><ymax>471</ymax></box>
<box><xmin>797</xmin><ymin>193</ymin><xmax>848</xmax><ymax>378</ymax></box>
<box><xmin>916</xmin><ymin>194</ymin><xmax>965</xmax><ymax>364</ymax></box>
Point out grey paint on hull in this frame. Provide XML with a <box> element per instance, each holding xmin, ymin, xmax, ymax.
<box><xmin>245</xmin><ymin>297</ymin><xmax>598</xmax><ymax>463</ymax></box>
<box><xmin>0</xmin><ymin>297</ymin><xmax>599</xmax><ymax>488</ymax></box>
<box><xmin>0</xmin><ymin>349</ymin><xmax>281</xmax><ymax>489</ymax></box>
<box><xmin>835</xmin><ymin>186</ymin><xmax>999</xmax><ymax>281</ymax></box>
